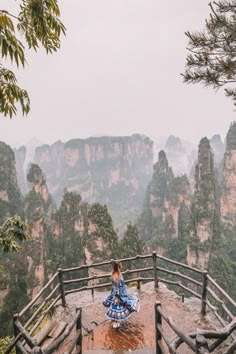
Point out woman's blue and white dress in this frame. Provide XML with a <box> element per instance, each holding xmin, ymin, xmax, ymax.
<box><xmin>102</xmin><ymin>275</ymin><xmax>140</xmax><ymax>321</ymax></box>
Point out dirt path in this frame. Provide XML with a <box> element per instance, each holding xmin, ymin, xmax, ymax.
<box><xmin>57</xmin><ymin>282</ymin><xmax>225</xmax><ymax>353</ymax></box>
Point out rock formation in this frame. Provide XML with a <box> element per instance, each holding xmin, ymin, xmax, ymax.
<box><xmin>48</xmin><ymin>192</ymin><xmax>119</xmax><ymax>285</ymax></box>
<box><xmin>187</xmin><ymin>137</ymin><xmax>218</xmax><ymax>269</ymax></box>
<box><xmin>220</xmin><ymin>122</ymin><xmax>236</xmax><ymax>225</ymax></box>
<box><xmin>24</xmin><ymin>164</ymin><xmax>54</xmax><ymax>296</ymax></box>
<box><xmin>14</xmin><ymin>146</ymin><xmax>27</xmax><ymax>195</ymax></box>
<box><xmin>0</xmin><ymin>142</ymin><xmax>26</xmax><ymax>335</ymax></box>
<box><xmin>138</xmin><ymin>150</ymin><xmax>190</xmax><ymax>258</ymax></box>
<box><xmin>0</xmin><ymin>141</ymin><xmax>22</xmax><ymax>220</ymax></box>
<box><xmin>210</xmin><ymin>134</ymin><xmax>224</xmax><ymax>166</ymax></box>
<box><xmin>33</xmin><ymin>135</ymin><xmax>153</xmax><ymax>233</ymax></box>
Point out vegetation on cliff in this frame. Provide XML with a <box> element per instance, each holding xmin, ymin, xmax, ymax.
<box><xmin>2</xmin><ymin>124</ymin><xmax>236</xmax><ymax>337</ymax></box>
<box><xmin>46</xmin><ymin>190</ymin><xmax>86</xmax><ymax>272</ymax></box>
<box><xmin>189</xmin><ymin>137</ymin><xmax>217</xmax><ymax>251</ymax></box>
<box><xmin>138</xmin><ymin>150</ymin><xmax>190</xmax><ymax>262</ymax></box>
<box><xmin>33</xmin><ymin>135</ymin><xmax>153</xmax><ymax>235</ymax></box>
<box><xmin>0</xmin><ymin>215</ymin><xmax>29</xmax><ymax>253</ymax></box>
<box><xmin>225</xmin><ymin>121</ymin><xmax>236</xmax><ymax>150</ymax></box>
<box><xmin>0</xmin><ymin>142</ymin><xmax>22</xmax><ymax>220</ymax></box>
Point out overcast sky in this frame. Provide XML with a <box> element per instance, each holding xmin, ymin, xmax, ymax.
<box><xmin>1</xmin><ymin>1</ymin><xmax>235</xmax><ymax>147</ymax></box>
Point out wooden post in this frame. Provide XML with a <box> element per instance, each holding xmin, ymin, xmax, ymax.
<box><xmin>155</xmin><ymin>301</ymin><xmax>163</xmax><ymax>354</ymax></box>
<box><xmin>76</xmin><ymin>307</ymin><xmax>82</xmax><ymax>353</ymax></box>
<box><xmin>152</xmin><ymin>251</ymin><xmax>158</xmax><ymax>288</ymax></box>
<box><xmin>58</xmin><ymin>268</ymin><xmax>66</xmax><ymax>307</ymax></box>
<box><xmin>13</xmin><ymin>313</ymin><xmax>21</xmax><ymax>354</ymax></box>
<box><xmin>196</xmin><ymin>334</ymin><xmax>209</xmax><ymax>354</ymax></box>
<box><xmin>201</xmin><ymin>271</ymin><xmax>208</xmax><ymax>316</ymax></box>
<box><xmin>31</xmin><ymin>347</ymin><xmax>43</xmax><ymax>354</ymax></box>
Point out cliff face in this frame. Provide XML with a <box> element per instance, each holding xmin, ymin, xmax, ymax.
<box><xmin>14</xmin><ymin>146</ymin><xmax>27</xmax><ymax>195</ymax></box>
<box><xmin>221</xmin><ymin>123</ymin><xmax>236</xmax><ymax>224</ymax></box>
<box><xmin>48</xmin><ymin>191</ymin><xmax>119</xmax><ymax>283</ymax></box>
<box><xmin>33</xmin><ymin>141</ymin><xmax>64</xmax><ymax>195</ymax></box>
<box><xmin>0</xmin><ymin>144</ymin><xmax>26</xmax><ymax>334</ymax></box>
<box><xmin>0</xmin><ymin>142</ymin><xmax>22</xmax><ymax>220</ymax></box>
<box><xmin>138</xmin><ymin>150</ymin><xmax>190</xmax><ymax>258</ymax></box>
<box><xmin>210</xmin><ymin>134</ymin><xmax>224</xmax><ymax>166</ymax></box>
<box><xmin>187</xmin><ymin>137</ymin><xmax>218</xmax><ymax>269</ymax></box>
<box><xmin>33</xmin><ymin>135</ymin><xmax>153</xmax><ymax>233</ymax></box>
<box><xmin>24</xmin><ymin>164</ymin><xmax>54</xmax><ymax>296</ymax></box>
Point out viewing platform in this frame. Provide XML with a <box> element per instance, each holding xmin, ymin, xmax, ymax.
<box><xmin>60</xmin><ymin>281</ymin><xmax>225</xmax><ymax>353</ymax></box>
<box><xmin>5</xmin><ymin>253</ymin><xmax>236</xmax><ymax>353</ymax></box>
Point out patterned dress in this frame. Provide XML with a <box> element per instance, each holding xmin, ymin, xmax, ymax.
<box><xmin>102</xmin><ymin>275</ymin><xmax>140</xmax><ymax>321</ymax></box>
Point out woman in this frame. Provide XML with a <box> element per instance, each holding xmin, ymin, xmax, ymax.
<box><xmin>102</xmin><ymin>261</ymin><xmax>140</xmax><ymax>328</ymax></box>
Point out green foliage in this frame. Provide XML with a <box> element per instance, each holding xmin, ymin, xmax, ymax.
<box><xmin>27</xmin><ymin>163</ymin><xmax>45</xmax><ymax>184</ymax></box>
<box><xmin>87</xmin><ymin>203</ymin><xmax>119</xmax><ymax>261</ymax></box>
<box><xmin>119</xmin><ymin>223</ymin><xmax>146</xmax><ymax>272</ymax></box>
<box><xmin>46</xmin><ymin>190</ymin><xmax>85</xmax><ymax>272</ymax></box>
<box><xmin>208</xmin><ymin>223</ymin><xmax>236</xmax><ymax>299</ymax></box>
<box><xmin>0</xmin><ymin>250</ymin><xmax>31</xmax><ymax>336</ymax></box>
<box><xmin>149</xmin><ymin>151</ymin><xmax>173</xmax><ymax>208</ymax></box>
<box><xmin>0</xmin><ymin>142</ymin><xmax>23</xmax><ymax>218</ymax></box>
<box><xmin>190</xmin><ymin>138</ymin><xmax>216</xmax><ymax>232</ymax></box>
<box><xmin>0</xmin><ymin>67</ymin><xmax>30</xmax><ymax>117</ymax></box>
<box><xmin>183</xmin><ymin>1</ymin><xmax>236</xmax><ymax>106</ymax></box>
<box><xmin>0</xmin><ymin>336</ymin><xmax>15</xmax><ymax>354</ymax></box>
<box><xmin>166</xmin><ymin>202</ymin><xmax>190</xmax><ymax>262</ymax></box>
<box><xmin>25</xmin><ymin>189</ymin><xmax>46</xmax><ymax>221</ymax></box>
<box><xmin>0</xmin><ymin>215</ymin><xmax>29</xmax><ymax>252</ymax></box>
<box><xmin>138</xmin><ymin>150</ymin><xmax>191</xmax><ymax>258</ymax></box>
<box><xmin>166</xmin><ymin>175</ymin><xmax>189</xmax><ymax>207</ymax></box>
<box><xmin>0</xmin><ymin>0</ymin><xmax>65</xmax><ymax>117</ymax></box>
<box><xmin>120</xmin><ymin>223</ymin><xmax>144</xmax><ymax>258</ymax></box>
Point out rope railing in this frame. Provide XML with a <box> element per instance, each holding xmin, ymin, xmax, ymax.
<box><xmin>5</xmin><ymin>251</ymin><xmax>236</xmax><ymax>353</ymax></box>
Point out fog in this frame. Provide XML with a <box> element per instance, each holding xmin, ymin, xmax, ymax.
<box><xmin>0</xmin><ymin>1</ymin><xmax>235</xmax><ymax>147</ymax></box>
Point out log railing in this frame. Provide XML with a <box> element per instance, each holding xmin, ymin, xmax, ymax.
<box><xmin>155</xmin><ymin>301</ymin><xmax>236</xmax><ymax>354</ymax></box>
<box><xmin>5</xmin><ymin>252</ymin><xmax>236</xmax><ymax>353</ymax></box>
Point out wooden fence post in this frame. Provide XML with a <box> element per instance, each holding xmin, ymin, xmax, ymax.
<box><xmin>152</xmin><ymin>251</ymin><xmax>158</xmax><ymax>288</ymax></box>
<box><xmin>201</xmin><ymin>271</ymin><xmax>208</xmax><ymax>316</ymax></box>
<box><xmin>31</xmin><ymin>347</ymin><xmax>43</xmax><ymax>353</ymax></box>
<box><xmin>76</xmin><ymin>307</ymin><xmax>82</xmax><ymax>353</ymax></box>
<box><xmin>13</xmin><ymin>313</ymin><xmax>21</xmax><ymax>354</ymax></box>
<box><xmin>155</xmin><ymin>301</ymin><xmax>163</xmax><ymax>354</ymax></box>
<box><xmin>196</xmin><ymin>334</ymin><xmax>209</xmax><ymax>354</ymax></box>
<box><xmin>58</xmin><ymin>268</ymin><xmax>66</xmax><ymax>307</ymax></box>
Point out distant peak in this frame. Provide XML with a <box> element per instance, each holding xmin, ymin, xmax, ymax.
<box><xmin>165</xmin><ymin>135</ymin><xmax>182</xmax><ymax>152</ymax></box>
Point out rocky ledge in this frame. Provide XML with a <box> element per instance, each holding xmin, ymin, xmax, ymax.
<box><xmin>55</xmin><ymin>282</ymin><xmax>227</xmax><ymax>353</ymax></box>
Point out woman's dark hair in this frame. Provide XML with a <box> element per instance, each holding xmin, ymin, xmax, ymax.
<box><xmin>112</xmin><ymin>261</ymin><xmax>122</xmax><ymax>280</ymax></box>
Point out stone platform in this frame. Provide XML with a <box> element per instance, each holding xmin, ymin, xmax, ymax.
<box><xmin>56</xmin><ymin>282</ymin><xmax>224</xmax><ymax>353</ymax></box>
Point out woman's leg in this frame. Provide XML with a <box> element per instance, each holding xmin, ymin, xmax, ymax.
<box><xmin>113</xmin><ymin>321</ymin><xmax>117</xmax><ymax>328</ymax></box>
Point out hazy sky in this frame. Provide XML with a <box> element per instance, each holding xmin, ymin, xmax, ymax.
<box><xmin>1</xmin><ymin>1</ymin><xmax>235</xmax><ymax>147</ymax></box>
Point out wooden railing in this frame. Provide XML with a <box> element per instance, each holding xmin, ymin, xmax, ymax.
<box><xmin>155</xmin><ymin>301</ymin><xmax>236</xmax><ymax>354</ymax></box>
<box><xmin>5</xmin><ymin>252</ymin><xmax>236</xmax><ymax>353</ymax></box>
<box><xmin>6</xmin><ymin>308</ymin><xmax>82</xmax><ymax>354</ymax></box>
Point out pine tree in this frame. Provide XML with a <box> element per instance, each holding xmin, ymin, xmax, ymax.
<box><xmin>121</xmin><ymin>223</ymin><xmax>144</xmax><ymax>259</ymax></box>
<box><xmin>183</xmin><ymin>1</ymin><xmax>236</xmax><ymax>106</ymax></box>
